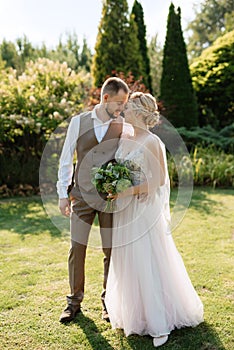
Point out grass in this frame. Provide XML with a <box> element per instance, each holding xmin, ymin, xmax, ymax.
<box><xmin>0</xmin><ymin>187</ymin><xmax>233</xmax><ymax>350</ymax></box>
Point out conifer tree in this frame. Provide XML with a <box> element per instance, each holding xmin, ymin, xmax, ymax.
<box><xmin>124</xmin><ymin>14</ymin><xmax>144</xmax><ymax>81</ymax></box>
<box><xmin>91</xmin><ymin>0</ymin><xmax>130</xmax><ymax>87</ymax></box>
<box><xmin>160</xmin><ymin>3</ymin><xmax>198</xmax><ymax>128</ymax></box>
<box><xmin>80</xmin><ymin>38</ymin><xmax>92</xmax><ymax>72</ymax></box>
<box><xmin>0</xmin><ymin>40</ymin><xmax>19</xmax><ymax>70</ymax></box>
<box><xmin>131</xmin><ymin>0</ymin><xmax>152</xmax><ymax>91</ymax></box>
<box><xmin>148</xmin><ymin>35</ymin><xmax>163</xmax><ymax>98</ymax></box>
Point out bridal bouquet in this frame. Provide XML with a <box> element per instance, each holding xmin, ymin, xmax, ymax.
<box><xmin>91</xmin><ymin>161</ymin><xmax>133</xmax><ymax>211</ymax></box>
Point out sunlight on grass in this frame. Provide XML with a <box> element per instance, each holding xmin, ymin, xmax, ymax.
<box><xmin>0</xmin><ymin>188</ymin><xmax>233</xmax><ymax>349</ymax></box>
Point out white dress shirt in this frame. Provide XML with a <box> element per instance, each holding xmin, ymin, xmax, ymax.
<box><xmin>56</xmin><ymin>105</ymin><xmax>133</xmax><ymax>198</ymax></box>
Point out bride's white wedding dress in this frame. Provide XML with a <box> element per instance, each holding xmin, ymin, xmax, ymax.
<box><xmin>105</xmin><ymin>133</ymin><xmax>203</xmax><ymax>338</ymax></box>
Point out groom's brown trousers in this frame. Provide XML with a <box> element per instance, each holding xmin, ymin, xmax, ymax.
<box><xmin>67</xmin><ymin>194</ymin><xmax>112</xmax><ymax>310</ymax></box>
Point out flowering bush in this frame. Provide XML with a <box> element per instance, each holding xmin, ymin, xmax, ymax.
<box><xmin>0</xmin><ymin>58</ymin><xmax>92</xmax><ymax>142</ymax></box>
<box><xmin>0</xmin><ymin>58</ymin><xmax>92</xmax><ymax>189</ymax></box>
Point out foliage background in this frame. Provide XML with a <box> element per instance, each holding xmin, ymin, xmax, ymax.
<box><xmin>0</xmin><ymin>0</ymin><xmax>233</xmax><ymax>195</ymax></box>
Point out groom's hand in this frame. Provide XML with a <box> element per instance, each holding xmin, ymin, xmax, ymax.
<box><xmin>59</xmin><ymin>198</ymin><xmax>71</xmax><ymax>216</ymax></box>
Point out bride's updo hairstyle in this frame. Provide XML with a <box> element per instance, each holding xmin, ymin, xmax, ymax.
<box><xmin>130</xmin><ymin>92</ymin><xmax>160</xmax><ymax>128</ymax></box>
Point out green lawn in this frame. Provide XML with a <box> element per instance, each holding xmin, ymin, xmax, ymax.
<box><xmin>0</xmin><ymin>188</ymin><xmax>233</xmax><ymax>350</ymax></box>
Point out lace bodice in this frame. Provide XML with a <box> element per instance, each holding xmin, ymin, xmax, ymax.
<box><xmin>116</xmin><ymin>140</ymin><xmax>148</xmax><ymax>185</ymax></box>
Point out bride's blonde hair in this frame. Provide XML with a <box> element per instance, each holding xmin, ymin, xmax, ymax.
<box><xmin>130</xmin><ymin>92</ymin><xmax>159</xmax><ymax>128</ymax></box>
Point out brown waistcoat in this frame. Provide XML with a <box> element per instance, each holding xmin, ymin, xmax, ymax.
<box><xmin>70</xmin><ymin>111</ymin><xmax>123</xmax><ymax>200</ymax></box>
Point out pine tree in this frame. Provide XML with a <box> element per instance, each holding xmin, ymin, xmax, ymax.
<box><xmin>160</xmin><ymin>3</ymin><xmax>198</xmax><ymax>128</ymax></box>
<box><xmin>91</xmin><ymin>0</ymin><xmax>130</xmax><ymax>87</ymax></box>
<box><xmin>131</xmin><ymin>0</ymin><xmax>152</xmax><ymax>91</ymax></box>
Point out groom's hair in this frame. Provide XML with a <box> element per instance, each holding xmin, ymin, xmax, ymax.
<box><xmin>101</xmin><ymin>77</ymin><xmax>129</xmax><ymax>100</ymax></box>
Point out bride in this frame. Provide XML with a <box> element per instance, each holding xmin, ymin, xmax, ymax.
<box><xmin>105</xmin><ymin>92</ymin><xmax>204</xmax><ymax>347</ymax></box>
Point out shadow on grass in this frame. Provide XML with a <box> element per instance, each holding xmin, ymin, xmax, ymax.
<box><xmin>170</xmin><ymin>187</ymin><xmax>234</xmax><ymax>215</ymax></box>
<box><xmin>0</xmin><ymin>195</ymin><xmax>61</xmax><ymax>238</ymax></box>
<box><xmin>62</xmin><ymin>316</ymin><xmax>225</xmax><ymax>350</ymax></box>
<box><xmin>1</xmin><ymin>187</ymin><xmax>233</xmax><ymax>237</ymax></box>
<box><xmin>188</xmin><ymin>190</ymin><xmax>219</xmax><ymax>215</ymax></box>
<box><xmin>70</xmin><ymin>312</ymin><xmax>114</xmax><ymax>350</ymax></box>
<box><xmin>125</xmin><ymin>322</ymin><xmax>225</xmax><ymax>350</ymax></box>
<box><xmin>166</xmin><ymin>322</ymin><xmax>225</xmax><ymax>350</ymax></box>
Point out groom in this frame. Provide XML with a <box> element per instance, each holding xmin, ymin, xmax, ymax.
<box><xmin>57</xmin><ymin>77</ymin><xmax>129</xmax><ymax>323</ymax></box>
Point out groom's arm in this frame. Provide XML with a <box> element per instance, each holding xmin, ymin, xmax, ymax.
<box><xmin>57</xmin><ymin>115</ymin><xmax>80</xmax><ymax>216</ymax></box>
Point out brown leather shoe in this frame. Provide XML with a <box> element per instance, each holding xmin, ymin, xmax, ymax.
<box><xmin>102</xmin><ymin>309</ymin><xmax>110</xmax><ymax>322</ymax></box>
<box><xmin>59</xmin><ymin>305</ymin><xmax>81</xmax><ymax>323</ymax></box>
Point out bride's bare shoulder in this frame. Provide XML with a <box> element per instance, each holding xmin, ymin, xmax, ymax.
<box><xmin>146</xmin><ymin>132</ymin><xmax>162</xmax><ymax>146</ymax></box>
<box><xmin>145</xmin><ymin>133</ymin><xmax>165</xmax><ymax>156</ymax></box>
<box><xmin>150</xmin><ymin>132</ymin><xmax>164</xmax><ymax>143</ymax></box>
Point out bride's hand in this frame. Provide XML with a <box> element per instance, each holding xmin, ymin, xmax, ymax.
<box><xmin>107</xmin><ymin>187</ymin><xmax>135</xmax><ymax>200</ymax></box>
<box><xmin>107</xmin><ymin>193</ymin><xmax>118</xmax><ymax>200</ymax></box>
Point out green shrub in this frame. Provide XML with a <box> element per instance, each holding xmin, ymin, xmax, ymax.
<box><xmin>0</xmin><ymin>58</ymin><xmax>92</xmax><ymax>187</ymax></box>
<box><xmin>190</xmin><ymin>30</ymin><xmax>234</xmax><ymax>128</ymax></box>
<box><xmin>177</xmin><ymin>124</ymin><xmax>234</xmax><ymax>153</ymax></box>
<box><xmin>192</xmin><ymin>146</ymin><xmax>234</xmax><ymax>188</ymax></box>
<box><xmin>168</xmin><ymin>146</ymin><xmax>234</xmax><ymax>188</ymax></box>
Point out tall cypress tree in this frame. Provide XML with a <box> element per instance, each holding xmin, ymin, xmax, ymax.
<box><xmin>91</xmin><ymin>0</ymin><xmax>129</xmax><ymax>87</ymax></box>
<box><xmin>160</xmin><ymin>3</ymin><xmax>198</xmax><ymax>128</ymax></box>
<box><xmin>124</xmin><ymin>14</ymin><xmax>144</xmax><ymax>80</ymax></box>
<box><xmin>131</xmin><ymin>0</ymin><xmax>152</xmax><ymax>91</ymax></box>
<box><xmin>148</xmin><ymin>35</ymin><xmax>163</xmax><ymax>98</ymax></box>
